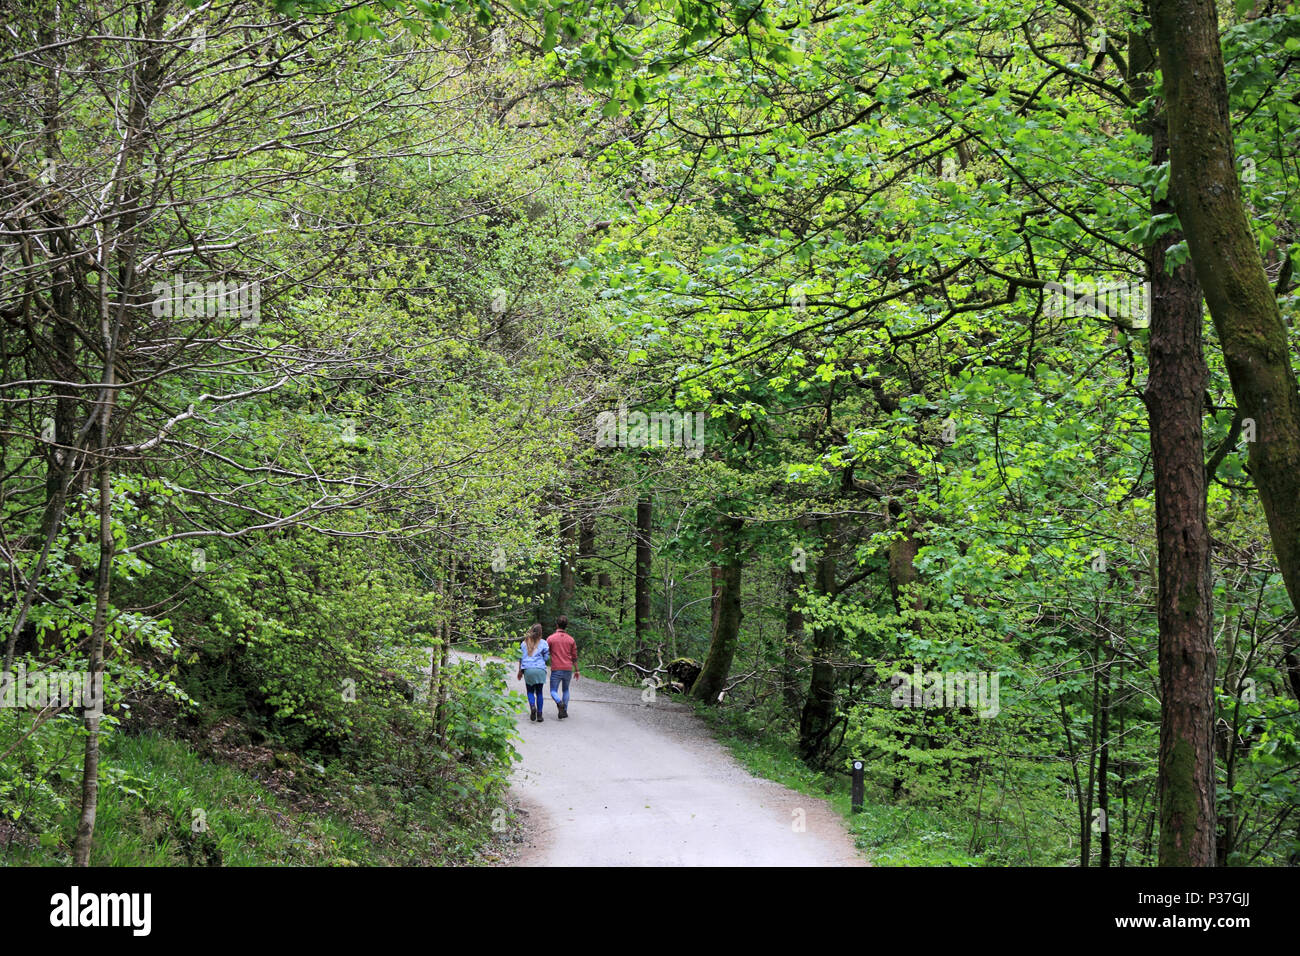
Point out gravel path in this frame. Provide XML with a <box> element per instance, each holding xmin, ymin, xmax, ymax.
<box><xmin>454</xmin><ymin>651</ymin><xmax>866</xmax><ymax>867</ymax></box>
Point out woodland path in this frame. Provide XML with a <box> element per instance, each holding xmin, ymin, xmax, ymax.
<box><xmin>452</xmin><ymin>650</ymin><xmax>867</xmax><ymax>867</ymax></box>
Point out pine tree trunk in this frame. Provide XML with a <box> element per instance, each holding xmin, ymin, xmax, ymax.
<box><xmin>1136</xmin><ymin>18</ymin><xmax>1219</xmax><ymax>866</ymax></box>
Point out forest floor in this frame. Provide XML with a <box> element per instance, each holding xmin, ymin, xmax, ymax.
<box><xmin>454</xmin><ymin>650</ymin><xmax>867</xmax><ymax>867</ymax></box>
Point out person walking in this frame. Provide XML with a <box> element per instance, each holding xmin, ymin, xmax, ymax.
<box><xmin>546</xmin><ymin>616</ymin><xmax>579</xmax><ymax>719</ymax></box>
<box><xmin>517</xmin><ymin>623</ymin><xmax>550</xmax><ymax>722</ymax></box>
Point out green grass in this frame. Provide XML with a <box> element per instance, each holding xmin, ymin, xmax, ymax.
<box><xmin>697</xmin><ymin>707</ymin><xmax>1010</xmax><ymax>866</ymax></box>
<box><xmin>3</xmin><ymin>731</ymin><xmax>503</xmax><ymax>866</ymax></box>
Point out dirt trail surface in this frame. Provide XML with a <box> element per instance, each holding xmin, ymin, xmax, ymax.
<box><xmin>454</xmin><ymin>650</ymin><xmax>866</xmax><ymax>867</ymax></box>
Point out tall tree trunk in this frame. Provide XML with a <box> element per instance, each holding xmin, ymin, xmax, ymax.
<box><xmin>1135</xmin><ymin>20</ymin><xmax>1219</xmax><ymax>867</ymax></box>
<box><xmin>885</xmin><ymin>498</ymin><xmax>922</xmax><ymax>793</ymax></box>
<box><xmin>427</xmin><ymin>637</ymin><xmax>442</xmax><ymax>721</ymax></box>
<box><xmin>73</xmin><ymin>278</ymin><xmax>122</xmax><ymax>865</ymax></box>
<box><xmin>798</xmin><ymin>518</ymin><xmax>839</xmax><ymax>763</ymax></box>
<box><xmin>1083</xmin><ymin>622</ymin><xmax>1102</xmax><ymax>867</ymax></box>
<box><xmin>435</xmin><ymin>632</ymin><xmax>451</xmax><ymax>742</ymax></box>
<box><xmin>578</xmin><ymin>513</ymin><xmax>595</xmax><ymax>586</ymax></box>
<box><xmin>72</xmin><ymin>442</ymin><xmax>113</xmax><ymax>866</ymax></box>
<box><xmin>782</xmin><ymin>568</ymin><xmax>806</xmax><ymax>713</ymax></box>
<box><xmin>634</xmin><ymin>496</ymin><xmax>653</xmax><ymax>668</ymax></box>
<box><xmin>558</xmin><ymin>512</ymin><xmax>576</xmax><ymax>616</ymax></box>
<box><xmin>71</xmin><ymin>0</ymin><xmax>165</xmax><ymax>855</ymax></box>
<box><xmin>434</xmin><ymin>555</ymin><xmax>457</xmax><ymax>742</ymax></box>
<box><xmin>1152</xmin><ymin>0</ymin><xmax>1300</xmax><ymax>622</ymax></box>
<box><xmin>1098</xmin><ymin>650</ymin><xmax>1113</xmax><ymax>868</ymax></box>
<box><xmin>429</xmin><ymin>557</ymin><xmax>447</xmax><ymax>724</ymax></box>
<box><xmin>885</xmin><ymin>496</ymin><xmax>922</xmax><ymax>614</ymax></box>
<box><xmin>690</xmin><ymin>517</ymin><xmax>743</xmax><ymax>703</ymax></box>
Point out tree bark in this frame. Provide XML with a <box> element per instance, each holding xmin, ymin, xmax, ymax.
<box><xmin>73</xmin><ymin>286</ymin><xmax>121</xmax><ymax>865</ymax></box>
<box><xmin>782</xmin><ymin>568</ymin><xmax>806</xmax><ymax>713</ymax></box>
<box><xmin>578</xmin><ymin>513</ymin><xmax>595</xmax><ymax>586</ymax></box>
<box><xmin>887</xmin><ymin>525</ymin><xmax>921</xmax><ymax>613</ymax></box>
<box><xmin>1098</xmin><ymin>665</ymin><xmax>1112</xmax><ymax>868</ymax></box>
<box><xmin>690</xmin><ymin>516</ymin><xmax>744</xmax><ymax>703</ymax></box>
<box><xmin>798</xmin><ymin>518</ymin><xmax>840</xmax><ymax>763</ymax></box>
<box><xmin>634</xmin><ymin>496</ymin><xmax>653</xmax><ymax>667</ymax></box>
<box><xmin>429</xmin><ymin>557</ymin><xmax>447</xmax><ymax>724</ymax></box>
<box><xmin>73</xmin><ymin>0</ymin><xmax>166</xmax><ymax>860</ymax></box>
<box><xmin>558</xmin><ymin>511</ymin><xmax>576</xmax><ymax>616</ymax></box>
<box><xmin>72</xmin><ymin>443</ymin><xmax>113</xmax><ymax>866</ymax></box>
<box><xmin>1152</xmin><ymin>0</ymin><xmax>1300</xmax><ymax>623</ymax></box>
<box><xmin>1139</xmin><ymin>13</ymin><xmax>1221</xmax><ymax>866</ymax></box>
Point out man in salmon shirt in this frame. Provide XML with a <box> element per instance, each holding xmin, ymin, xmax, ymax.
<box><xmin>547</xmin><ymin>616</ymin><xmax>580</xmax><ymax>719</ymax></box>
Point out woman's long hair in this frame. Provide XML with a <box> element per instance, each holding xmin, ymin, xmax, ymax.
<box><xmin>524</xmin><ymin>623</ymin><xmax>543</xmax><ymax>655</ymax></box>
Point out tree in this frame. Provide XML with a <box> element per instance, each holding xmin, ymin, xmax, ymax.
<box><xmin>633</xmin><ymin>495</ymin><xmax>654</xmax><ymax>666</ymax></box>
<box><xmin>690</xmin><ymin>515</ymin><xmax>745</xmax><ymax>702</ymax></box>
<box><xmin>1150</xmin><ymin>0</ymin><xmax>1300</xmax><ymax>626</ymax></box>
<box><xmin>1125</xmin><ymin>16</ymin><xmax>1218</xmax><ymax>868</ymax></box>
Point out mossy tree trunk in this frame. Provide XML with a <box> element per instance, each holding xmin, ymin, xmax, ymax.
<box><xmin>798</xmin><ymin>517</ymin><xmax>840</xmax><ymax>763</ymax></box>
<box><xmin>1151</xmin><ymin>0</ymin><xmax>1300</xmax><ymax>616</ymax></box>
<box><xmin>690</xmin><ymin>516</ymin><xmax>744</xmax><ymax>703</ymax></box>
<box><xmin>1148</xmin><ymin>0</ymin><xmax>1299</xmax><ymax>865</ymax></box>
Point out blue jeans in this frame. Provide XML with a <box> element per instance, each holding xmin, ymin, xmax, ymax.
<box><xmin>523</xmin><ymin>666</ymin><xmax>548</xmax><ymax>713</ymax></box>
<box><xmin>550</xmin><ymin>669</ymin><xmax>572</xmax><ymax>706</ymax></box>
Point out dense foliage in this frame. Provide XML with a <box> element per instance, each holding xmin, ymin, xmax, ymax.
<box><xmin>2</xmin><ymin>0</ymin><xmax>1297</xmax><ymax>865</ymax></box>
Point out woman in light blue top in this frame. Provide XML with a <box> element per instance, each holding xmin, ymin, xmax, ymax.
<box><xmin>516</xmin><ymin>623</ymin><xmax>551</xmax><ymax>722</ymax></box>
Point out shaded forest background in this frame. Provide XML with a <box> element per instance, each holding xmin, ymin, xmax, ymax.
<box><xmin>2</xmin><ymin>0</ymin><xmax>1298</xmax><ymax>866</ymax></box>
